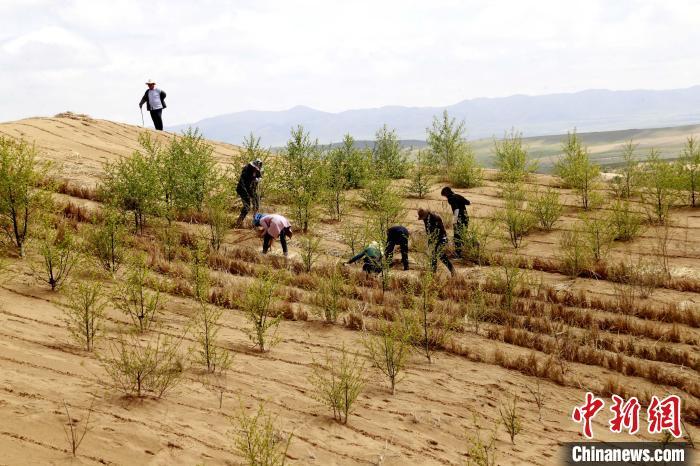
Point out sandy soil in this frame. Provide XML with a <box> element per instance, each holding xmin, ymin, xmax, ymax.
<box><xmin>0</xmin><ymin>115</ymin><xmax>698</xmax><ymax>465</ymax></box>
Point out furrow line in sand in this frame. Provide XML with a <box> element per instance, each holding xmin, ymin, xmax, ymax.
<box><xmin>0</xmin><ymin>430</ymin><xmax>110</xmax><ymax>464</ymax></box>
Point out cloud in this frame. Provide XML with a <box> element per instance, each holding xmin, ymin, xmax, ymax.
<box><xmin>0</xmin><ymin>0</ymin><xmax>699</xmax><ymax>126</ymax></box>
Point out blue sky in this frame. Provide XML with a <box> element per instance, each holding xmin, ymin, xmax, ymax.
<box><xmin>1</xmin><ymin>0</ymin><xmax>699</xmax><ymax>125</ymax></box>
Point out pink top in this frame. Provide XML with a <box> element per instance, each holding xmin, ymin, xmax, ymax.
<box><xmin>260</xmin><ymin>214</ymin><xmax>291</xmax><ymax>238</ymax></box>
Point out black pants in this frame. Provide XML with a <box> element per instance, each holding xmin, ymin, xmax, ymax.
<box><xmin>362</xmin><ymin>259</ymin><xmax>382</xmax><ymax>274</ymax></box>
<box><xmin>149</xmin><ymin>109</ymin><xmax>163</xmax><ymax>130</ymax></box>
<box><xmin>454</xmin><ymin>217</ymin><xmax>469</xmax><ymax>258</ymax></box>
<box><xmin>431</xmin><ymin>237</ymin><xmax>455</xmax><ymax>274</ymax></box>
<box><xmin>385</xmin><ymin>238</ymin><xmax>409</xmax><ymax>270</ymax></box>
<box><xmin>263</xmin><ymin>227</ymin><xmax>290</xmax><ymax>255</ymax></box>
<box><xmin>236</xmin><ymin>188</ymin><xmax>259</xmax><ymax>226</ymax></box>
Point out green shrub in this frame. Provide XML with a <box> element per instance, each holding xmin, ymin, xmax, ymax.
<box><xmin>87</xmin><ymin>207</ymin><xmax>126</xmax><ymax>273</ymax></box>
<box><xmin>449</xmin><ymin>149</ymin><xmax>483</xmax><ymax>189</ymax></box>
<box><xmin>581</xmin><ymin>211</ymin><xmax>615</xmax><ymax>262</ymax></box>
<box><xmin>499</xmin><ymin>190</ymin><xmax>535</xmax><ymax>249</ymax></box>
<box><xmin>363</xmin><ymin>318</ymin><xmax>412</xmax><ymax>394</ymax></box>
<box><xmin>609</xmin><ymin>199</ymin><xmax>644</xmax><ymax>241</ymax></box>
<box><xmin>62</xmin><ymin>278</ymin><xmax>107</xmax><ymax>351</ymax></box>
<box><xmin>406</xmin><ymin>150</ymin><xmax>434</xmax><ymax>199</ymax></box>
<box><xmin>676</xmin><ymin>136</ymin><xmax>700</xmax><ymax>207</ymax></box>
<box><xmin>240</xmin><ymin>271</ymin><xmax>281</xmax><ymax>352</ymax></box>
<box><xmin>36</xmin><ymin>220</ymin><xmax>80</xmax><ymax>291</ymax></box>
<box><xmin>232</xmin><ymin>401</ymin><xmax>292</xmax><ymax>466</ymax></box>
<box><xmin>279</xmin><ymin>126</ymin><xmax>324</xmax><ymax>233</ymax></box>
<box><xmin>494</xmin><ymin>130</ymin><xmax>537</xmax><ymax>184</ymax></box>
<box><xmin>639</xmin><ymin>148</ymin><xmax>680</xmax><ymax>224</ymax></box>
<box><xmin>309</xmin><ymin>344</ymin><xmax>366</xmax><ymax>424</ymax></box>
<box><xmin>427</xmin><ymin>110</ymin><xmax>471</xmax><ymax>178</ymax></box>
<box><xmin>558</xmin><ymin>227</ymin><xmax>592</xmax><ymax>277</ymax></box>
<box><xmin>112</xmin><ymin>257</ymin><xmax>164</xmax><ymax>332</ymax></box>
<box><xmin>100</xmin><ymin>331</ymin><xmax>185</xmax><ymax>398</ymax></box>
<box><xmin>373</xmin><ymin>125</ymin><xmax>408</xmax><ymax>179</ymax></box>
<box><xmin>315</xmin><ymin>266</ymin><xmax>346</xmax><ymax>323</ymax></box>
<box><xmin>528</xmin><ymin>187</ymin><xmax>563</xmax><ymax>231</ymax></box>
<box><xmin>192</xmin><ymin>301</ymin><xmax>231</xmax><ymax>374</ymax></box>
<box><xmin>0</xmin><ymin>136</ymin><xmax>51</xmax><ymax>257</ymax></box>
<box><xmin>554</xmin><ymin>131</ymin><xmax>600</xmax><ymax>210</ymax></box>
<box><xmin>101</xmin><ymin>135</ymin><xmax>161</xmax><ymax>233</ymax></box>
<box><xmin>609</xmin><ymin>140</ymin><xmax>640</xmax><ymax>199</ymax></box>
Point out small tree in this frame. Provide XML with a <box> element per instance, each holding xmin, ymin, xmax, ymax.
<box><xmin>190</xmin><ymin>242</ymin><xmax>211</xmax><ymax>303</ymax></box>
<box><xmin>361</xmin><ymin>175</ymin><xmax>406</xmax><ymax>234</ymax></box>
<box><xmin>240</xmin><ymin>271</ymin><xmax>281</xmax><ymax>352</ymax></box>
<box><xmin>232</xmin><ymin>401</ymin><xmax>292</xmax><ymax>466</ymax></box>
<box><xmin>610</xmin><ymin>140</ymin><xmax>640</xmax><ymax>199</ymax></box>
<box><xmin>0</xmin><ymin>136</ymin><xmax>50</xmax><ymax>257</ymax></box>
<box><xmin>494</xmin><ymin>130</ymin><xmax>538</xmax><ymax>184</ymax></box>
<box><xmin>490</xmin><ymin>259</ymin><xmax>526</xmax><ymax>312</ymax></box>
<box><xmin>609</xmin><ymin>199</ymin><xmax>644</xmax><ymax>241</ymax></box>
<box><xmin>406</xmin><ymin>150</ymin><xmax>434</xmax><ymax>199</ymax></box>
<box><xmin>298</xmin><ymin>235</ymin><xmax>322</xmax><ymax>273</ymax></box>
<box><xmin>465</xmin><ymin>413</ymin><xmax>498</xmax><ymax>466</ymax></box>
<box><xmin>316</xmin><ymin>266</ymin><xmax>346</xmax><ymax>323</ymax></box>
<box><xmin>677</xmin><ymin>136</ymin><xmax>700</xmax><ymax>207</ymax></box>
<box><xmin>280</xmin><ymin>126</ymin><xmax>324</xmax><ymax>233</ymax></box>
<box><xmin>554</xmin><ymin>131</ymin><xmax>600</xmax><ymax>210</ymax></box>
<box><xmin>321</xmin><ymin>143</ymin><xmax>352</xmax><ymax>221</ymax></box>
<box><xmin>62</xmin><ymin>279</ymin><xmax>107</xmax><ymax>351</ymax></box>
<box><xmin>581</xmin><ymin>211</ymin><xmax>615</xmax><ymax>262</ymax></box>
<box><xmin>309</xmin><ymin>344</ymin><xmax>366</xmax><ymax>424</ymax></box>
<box><xmin>100</xmin><ymin>331</ymin><xmax>185</xmax><ymax>398</ymax></box>
<box><xmin>101</xmin><ymin>135</ymin><xmax>161</xmax><ymax>233</ymax></box>
<box><xmin>450</xmin><ymin>148</ymin><xmax>483</xmax><ymax>189</ymax></box>
<box><xmin>112</xmin><ymin>258</ymin><xmax>164</xmax><ymax>332</ymax></box>
<box><xmin>427</xmin><ymin>110</ymin><xmax>467</xmax><ymax>175</ymax></box>
<box><xmin>36</xmin><ymin>220</ymin><xmax>80</xmax><ymax>291</ymax></box>
<box><xmin>61</xmin><ymin>400</ymin><xmax>94</xmax><ymax>457</ymax></box>
<box><xmin>499</xmin><ymin>190</ymin><xmax>535</xmax><ymax>249</ymax></box>
<box><xmin>558</xmin><ymin>227</ymin><xmax>592</xmax><ymax>277</ymax></box>
<box><xmin>499</xmin><ymin>393</ymin><xmax>522</xmax><ymax>444</ymax></box>
<box><xmin>205</xmin><ymin>186</ymin><xmax>231</xmax><ymax>252</ymax></box>
<box><xmin>192</xmin><ymin>301</ymin><xmax>231</xmax><ymax>374</ymax></box>
<box><xmin>639</xmin><ymin>148</ymin><xmax>679</xmax><ymax>224</ymax></box>
<box><xmin>87</xmin><ymin>206</ymin><xmax>126</xmax><ymax>273</ymax></box>
<box><xmin>373</xmin><ymin>125</ymin><xmax>408</xmax><ymax>179</ymax></box>
<box><xmin>362</xmin><ymin>318</ymin><xmax>412</xmax><ymax>394</ymax></box>
<box><xmin>528</xmin><ymin>187</ymin><xmax>563</xmax><ymax>231</ymax></box>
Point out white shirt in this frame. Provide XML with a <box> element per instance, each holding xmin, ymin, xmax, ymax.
<box><xmin>147</xmin><ymin>88</ymin><xmax>163</xmax><ymax>110</ymax></box>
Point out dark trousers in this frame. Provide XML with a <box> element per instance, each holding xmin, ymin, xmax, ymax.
<box><xmin>454</xmin><ymin>216</ymin><xmax>469</xmax><ymax>258</ymax></box>
<box><xmin>263</xmin><ymin>227</ymin><xmax>290</xmax><ymax>255</ymax></box>
<box><xmin>431</xmin><ymin>237</ymin><xmax>455</xmax><ymax>274</ymax></box>
<box><xmin>385</xmin><ymin>238</ymin><xmax>409</xmax><ymax>270</ymax></box>
<box><xmin>236</xmin><ymin>188</ymin><xmax>259</xmax><ymax>226</ymax></box>
<box><xmin>149</xmin><ymin>109</ymin><xmax>163</xmax><ymax>130</ymax></box>
<box><xmin>362</xmin><ymin>258</ymin><xmax>382</xmax><ymax>274</ymax></box>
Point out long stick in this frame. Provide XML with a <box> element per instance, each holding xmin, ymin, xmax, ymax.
<box><xmin>140</xmin><ymin>107</ymin><xmax>144</xmax><ymax>127</ymax></box>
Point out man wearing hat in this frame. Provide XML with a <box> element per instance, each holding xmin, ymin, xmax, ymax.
<box><xmin>138</xmin><ymin>79</ymin><xmax>167</xmax><ymax>130</ymax></box>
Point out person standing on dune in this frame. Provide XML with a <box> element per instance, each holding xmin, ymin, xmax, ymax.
<box><xmin>138</xmin><ymin>79</ymin><xmax>167</xmax><ymax>130</ymax></box>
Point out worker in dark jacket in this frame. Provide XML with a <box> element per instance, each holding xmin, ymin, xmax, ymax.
<box><xmin>235</xmin><ymin>159</ymin><xmax>263</xmax><ymax>227</ymax></box>
<box><xmin>385</xmin><ymin>226</ymin><xmax>410</xmax><ymax>270</ymax></box>
<box><xmin>441</xmin><ymin>187</ymin><xmax>471</xmax><ymax>258</ymax></box>
<box><xmin>346</xmin><ymin>241</ymin><xmax>382</xmax><ymax>274</ymax></box>
<box><xmin>417</xmin><ymin>208</ymin><xmax>455</xmax><ymax>275</ymax></box>
<box><xmin>138</xmin><ymin>79</ymin><xmax>166</xmax><ymax>130</ymax></box>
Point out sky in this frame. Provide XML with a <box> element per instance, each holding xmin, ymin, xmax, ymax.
<box><xmin>2</xmin><ymin>0</ymin><xmax>700</xmax><ymax>126</ymax></box>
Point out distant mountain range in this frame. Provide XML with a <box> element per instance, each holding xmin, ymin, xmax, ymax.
<box><xmin>170</xmin><ymin>86</ymin><xmax>700</xmax><ymax>147</ymax></box>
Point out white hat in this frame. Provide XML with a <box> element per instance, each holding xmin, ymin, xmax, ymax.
<box><xmin>145</xmin><ymin>78</ymin><xmax>156</xmax><ymax>85</ymax></box>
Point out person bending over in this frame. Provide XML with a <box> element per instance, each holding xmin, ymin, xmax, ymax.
<box><xmin>385</xmin><ymin>225</ymin><xmax>410</xmax><ymax>270</ymax></box>
<box><xmin>440</xmin><ymin>186</ymin><xmax>470</xmax><ymax>258</ymax></box>
<box><xmin>254</xmin><ymin>213</ymin><xmax>292</xmax><ymax>256</ymax></box>
<box><xmin>417</xmin><ymin>208</ymin><xmax>455</xmax><ymax>275</ymax></box>
<box><xmin>346</xmin><ymin>241</ymin><xmax>382</xmax><ymax>274</ymax></box>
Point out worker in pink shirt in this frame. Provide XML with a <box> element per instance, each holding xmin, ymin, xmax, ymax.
<box><xmin>253</xmin><ymin>213</ymin><xmax>293</xmax><ymax>256</ymax></box>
